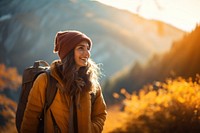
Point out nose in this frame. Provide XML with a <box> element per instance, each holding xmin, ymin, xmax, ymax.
<box><xmin>84</xmin><ymin>49</ymin><xmax>90</xmax><ymax>58</ymax></box>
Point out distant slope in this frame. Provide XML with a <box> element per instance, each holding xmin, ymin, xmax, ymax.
<box><xmin>104</xmin><ymin>25</ymin><xmax>200</xmax><ymax>103</ymax></box>
<box><xmin>0</xmin><ymin>0</ymin><xmax>184</xmax><ymax>80</ymax></box>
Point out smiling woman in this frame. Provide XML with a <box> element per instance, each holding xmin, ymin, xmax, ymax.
<box><xmin>20</xmin><ymin>30</ymin><xmax>107</xmax><ymax>133</ymax></box>
<box><xmin>74</xmin><ymin>41</ymin><xmax>91</xmax><ymax>69</ymax></box>
<box><xmin>95</xmin><ymin>0</ymin><xmax>200</xmax><ymax>32</ymax></box>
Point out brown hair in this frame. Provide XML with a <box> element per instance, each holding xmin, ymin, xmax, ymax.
<box><xmin>61</xmin><ymin>50</ymin><xmax>100</xmax><ymax>95</ymax></box>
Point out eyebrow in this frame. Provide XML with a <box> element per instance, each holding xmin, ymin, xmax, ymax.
<box><xmin>77</xmin><ymin>44</ymin><xmax>89</xmax><ymax>47</ymax></box>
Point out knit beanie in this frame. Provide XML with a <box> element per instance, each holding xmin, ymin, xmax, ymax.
<box><xmin>54</xmin><ymin>30</ymin><xmax>92</xmax><ymax>60</ymax></box>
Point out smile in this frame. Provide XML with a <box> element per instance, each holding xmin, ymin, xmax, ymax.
<box><xmin>80</xmin><ymin>58</ymin><xmax>88</xmax><ymax>62</ymax></box>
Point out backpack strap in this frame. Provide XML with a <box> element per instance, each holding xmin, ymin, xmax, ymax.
<box><xmin>45</xmin><ymin>70</ymin><xmax>61</xmax><ymax>132</ymax></box>
<box><xmin>38</xmin><ymin>70</ymin><xmax>58</xmax><ymax>132</ymax></box>
<box><xmin>90</xmin><ymin>92</ymin><xmax>96</xmax><ymax>106</ymax></box>
<box><xmin>45</xmin><ymin>70</ymin><xmax>58</xmax><ymax>109</ymax></box>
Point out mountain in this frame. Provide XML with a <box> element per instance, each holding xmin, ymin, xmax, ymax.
<box><xmin>0</xmin><ymin>0</ymin><xmax>184</xmax><ymax>82</ymax></box>
<box><xmin>104</xmin><ymin>25</ymin><xmax>200</xmax><ymax>103</ymax></box>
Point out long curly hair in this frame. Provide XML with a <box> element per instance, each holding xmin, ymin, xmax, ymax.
<box><xmin>61</xmin><ymin>50</ymin><xmax>101</xmax><ymax>95</ymax></box>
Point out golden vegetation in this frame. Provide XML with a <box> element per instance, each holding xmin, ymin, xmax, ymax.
<box><xmin>0</xmin><ymin>64</ymin><xmax>21</xmax><ymax>133</ymax></box>
<box><xmin>0</xmin><ymin>64</ymin><xmax>22</xmax><ymax>91</ymax></box>
<box><xmin>0</xmin><ymin>95</ymin><xmax>17</xmax><ymax>133</ymax></box>
<box><xmin>107</xmin><ymin>75</ymin><xmax>200</xmax><ymax>133</ymax></box>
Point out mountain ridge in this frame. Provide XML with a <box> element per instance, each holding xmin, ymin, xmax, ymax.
<box><xmin>0</xmin><ymin>0</ymin><xmax>184</xmax><ymax>81</ymax></box>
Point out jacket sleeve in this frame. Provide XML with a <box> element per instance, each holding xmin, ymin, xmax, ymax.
<box><xmin>91</xmin><ymin>86</ymin><xmax>107</xmax><ymax>133</ymax></box>
<box><xmin>21</xmin><ymin>73</ymin><xmax>47</xmax><ymax>133</ymax></box>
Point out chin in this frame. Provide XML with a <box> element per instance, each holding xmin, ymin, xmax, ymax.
<box><xmin>83</xmin><ymin>64</ymin><xmax>88</xmax><ymax>67</ymax></box>
<box><xmin>78</xmin><ymin>64</ymin><xmax>87</xmax><ymax>68</ymax></box>
<box><xmin>77</xmin><ymin>62</ymin><xmax>88</xmax><ymax>68</ymax></box>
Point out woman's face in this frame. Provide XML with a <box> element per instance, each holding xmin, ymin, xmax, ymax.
<box><xmin>74</xmin><ymin>41</ymin><xmax>91</xmax><ymax>70</ymax></box>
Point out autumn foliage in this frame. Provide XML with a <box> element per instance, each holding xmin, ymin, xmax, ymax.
<box><xmin>110</xmin><ymin>75</ymin><xmax>200</xmax><ymax>133</ymax></box>
<box><xmin>0</xmin><ymin>95</ymin><xmax>17</xmax><ymax>133</ymax></box>
<box><xmin>0</xmin><ymin>64</ymin><xmax>21</xmax><ymax>133</ymax></box>
<box><xmin>0</xmin><ymin>64</ymin><xmax>22</xmax><ymax>91</ymax></box>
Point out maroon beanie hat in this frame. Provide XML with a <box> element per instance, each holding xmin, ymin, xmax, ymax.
<box><xmin>54</xmin><ymin>30</ymin><xmax>92</xmax><ymax>60</ymax></box>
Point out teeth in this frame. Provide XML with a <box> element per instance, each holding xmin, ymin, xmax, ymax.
<box><xmin>81</xmin><ymin>58</ymin><xmax>87</xmax><ymax>61</ymax></box>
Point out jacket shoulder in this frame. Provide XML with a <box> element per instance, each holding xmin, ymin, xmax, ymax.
<box><xmin>29</xmin><ymin>72</ymin><xmax>48</xmax><ymax>101</ymax></box>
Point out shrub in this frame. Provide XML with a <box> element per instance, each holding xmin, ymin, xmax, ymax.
<box><xmin>112</xmin><ymin>75</ymin><xmax>200</xmax><ymax>133</ymax></box>
<box><xmin>0</xmin><ymin>64</ymin><xmax>22</xmax><ymax>91</ymax></box>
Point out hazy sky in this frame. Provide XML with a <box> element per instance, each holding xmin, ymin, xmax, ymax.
<box><xmin>95</xmin><ymin>0</ymin><xmax>200</xmax><ymax>32</ymax></box>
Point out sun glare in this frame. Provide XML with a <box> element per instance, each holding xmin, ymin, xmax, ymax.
<box><xmin>95</xmin><ymin>0</ymin><xmax>200</xmax><ymax>32</ymax></box>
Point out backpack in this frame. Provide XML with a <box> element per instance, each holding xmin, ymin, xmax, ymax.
<box><xmin>16</xmin><ymin>60</ymin><xmax>58</xmax><ymax>132</ymax></box>
<box><xmin>16</xmin><ymin>60</ymin><xmax>97</xmax><ymax>132</ymax></box>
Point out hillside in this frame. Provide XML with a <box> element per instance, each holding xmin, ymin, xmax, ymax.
<box><xmin>0</xmin><ymin>0</ymin><xmax>184</xmax><ymax>81</ymax></box>
<box><xmin>104</xmin><ymin>25</ymin><xmax>200</xmax><ymax>103</ymax></box>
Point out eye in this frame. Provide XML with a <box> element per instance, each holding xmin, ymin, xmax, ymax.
<box><xmin>78</xmin><ymin>46</ymin><xmax>84</xmax><ymax>50</ymax></box>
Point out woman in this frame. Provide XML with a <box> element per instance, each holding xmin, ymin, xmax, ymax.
<box><xmin>21</xmin><ymin>30</ymin><xmax>107</xmax><ymax>133</ymax></box>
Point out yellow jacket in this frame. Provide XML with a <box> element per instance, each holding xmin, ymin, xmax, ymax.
<box><xmin>21</xmin><ymin>61</ymin><xmax>107</xmax><ymax>133</ymax></box>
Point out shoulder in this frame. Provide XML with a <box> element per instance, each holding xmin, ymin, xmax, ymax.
<box><xmin>28</xmin><ymin>72</ymin><xmax>48</xmax><ymax>105</ymax></box>
<box><xmin>34</xmin><ymin>72</ymin><xmax>48</xmax><ymax>85</ymax></box>
<box><xmin>31</xmin><ymin>72</ymin><xmax>48</xmax><ymax>94</ymax></box>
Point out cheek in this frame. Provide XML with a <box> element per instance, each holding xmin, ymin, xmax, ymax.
<box><xmin>74</xmin><ymin>51</ymin><xmax>82</xmax><ymax>63</ymax></box>
<box><xmin>74</xmin><ymin>52</ymin><xmax>78</xmax><ymax>62</ymax></box>
<box><xmin>74</xmin><ymin>51</ymin><xmax>79</xmax><ymax>58</ymax></box>
<box><xmin>75</xmin><ymin>50</ymin><xmax>83</xmax><ymax>56</ymax></box>
<box><xmin>74</xmin><ymin>55</ymin><xmax>78</xmax><ymax>61</ymax></box>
